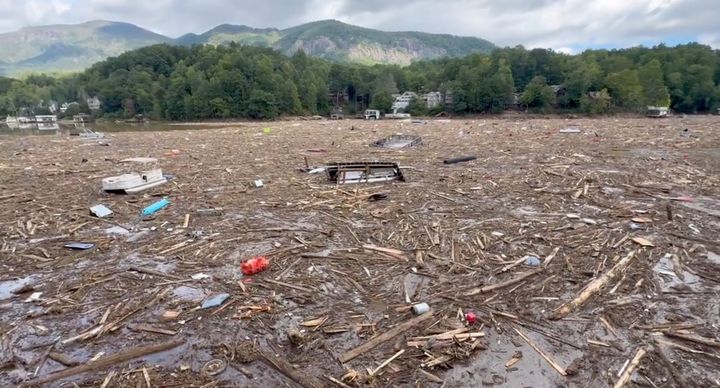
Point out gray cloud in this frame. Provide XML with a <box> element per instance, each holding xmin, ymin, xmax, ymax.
<box><xmin>0</xmin><ymin>0</ymin><xmax>718</xmax><ymax>51</ymax></box>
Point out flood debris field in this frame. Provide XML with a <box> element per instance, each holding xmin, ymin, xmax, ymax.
<box><xmin>1</xmin><ymin>116</ymin><xmax>719</xmax><ymax>387</ymax></box>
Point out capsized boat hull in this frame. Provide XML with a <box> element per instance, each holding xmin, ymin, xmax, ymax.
<box><xmin>102</xmin><ymin>169</ymin><xmax>167</xmax><ymax>194</ymax></box>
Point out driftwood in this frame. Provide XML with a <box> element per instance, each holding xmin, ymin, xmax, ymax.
<box><xmin>340</xmin><ymin>310</ymin><xmax>434</xmax><ymax>363</ymax></box>
<box><xmin>48</xmin><ymin>352</ymin><xmax>80</xmax><ymax>367</ymax></box>
<box><xmin>464</xmin><ymin>269</ymin><xmax>542</xmax><ymax>296</ymax></box>
<box><xmin>551</xmin><ymin>251</ymin><xmax>635</xmax><ymax>320</ymax></box>
<box><xmin>24</xmin><ymin>338</ymin><xmax>185</xmax><ymax>386</ymax></box>
<box><xmin>612</xmin><ymin>347</ymin><xmax>647</xmax><ymax>388</ymax></box>
<box><xmin>256</xmin><ymin>347</ymin><xmax>326</xmax><ymax>388</ymax></box>
<box><xmin>513</xmin><ymin>327</ymin><xmax>567</xmax><ymax>376</ymax></box>
<box><xmin>662</xmin><ymin>331</ymin><xmax>720</xmax><ymax>349</ymax></box>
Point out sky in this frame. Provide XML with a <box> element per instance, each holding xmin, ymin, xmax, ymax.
<box><xmin>0</xmin><ymin>0</ymin><xmax>718</xmax><ymax>53</ymax></box>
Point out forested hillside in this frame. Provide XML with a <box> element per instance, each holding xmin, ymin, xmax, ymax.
<box><xmin>1</xmin><ymin>43</ymin><xmax>718</xmax><ymax>119</ymax></box>
<box><xmin>0</xmin><ymin>19</ymin><xmax>495</xmax><ymax>75</ymax></box>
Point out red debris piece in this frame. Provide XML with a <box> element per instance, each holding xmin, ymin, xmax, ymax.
<box><xmin>241</xmin><ymin>256</ymin><xmax>269</xmax><ymax>275</ymax></box>
<box><xmin>465</xmin><ymin>312</ymin><xmax>477</xmax><ymax>325</ymax></box>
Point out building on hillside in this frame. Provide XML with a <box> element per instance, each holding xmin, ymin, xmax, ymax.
<box><xmin>550</xmin><ymin>85</ymin><xmax>567</xmax><ymax>103</ymax></box>
<box><xmin>60</xmin><ymin>102</ymin><xmax>79</xmax><ymax>113</ymax></box>
<box><xmin>423</xmin><ymin>92</ymin><xmax>442</xmax><ymax>109</ymax></box>
<box><xmin>328</xmin><ymin>90</ymin><xmax>349</xmax><ymax>108</ymax></box>
<box><xmin>46</xmin><ymin>100</ymin><xmax>59</xmax><ymax>114</ymax></box>
<box><xmin>391</xmin><ymin>91</ymin><xmax>418</xmax><ymax>111</ymax></box>
<box><xmin>86</xmin><ymin>96</ymin><xmax>101</xmax><ymax>111</ymax></box>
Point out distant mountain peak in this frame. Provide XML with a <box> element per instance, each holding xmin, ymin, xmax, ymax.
<box><xmin>0</xmin><ymin>20</ymin><xmax>495</xmax><ymax>76</ymax></box>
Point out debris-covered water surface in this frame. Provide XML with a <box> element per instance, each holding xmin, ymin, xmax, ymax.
<box><xmin>0</xmin><ymin>116</ymin><xmax>719</xmax><ymax>387</ymax></box>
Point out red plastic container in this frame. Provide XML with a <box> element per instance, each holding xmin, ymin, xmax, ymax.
<box><xmin>465</xmin><ymin>312</ymin><xmax>477</xmax><ymax>325</ymax></box>
<box><xmin>241</xmin><ymin>256</ymin><xmax>269</xmax><ymax>275</ymax></box>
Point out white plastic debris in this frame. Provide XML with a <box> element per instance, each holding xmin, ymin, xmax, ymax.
<box><xmin>25</xmin><ymin>292</ymin><xmax>42</xmax><ymax>303</ymax></box>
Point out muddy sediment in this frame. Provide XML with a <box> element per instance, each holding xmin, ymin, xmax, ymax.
<box><xmin>1</xmin><ymin>116</ymin><xmax>719</xmax><ymax>387</ymax></box>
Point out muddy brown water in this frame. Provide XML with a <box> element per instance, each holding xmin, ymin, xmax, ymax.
<box><xmin>1</xmin><ymin>116</ymin><xmax>719</xmax><ymax>387</ymax></box>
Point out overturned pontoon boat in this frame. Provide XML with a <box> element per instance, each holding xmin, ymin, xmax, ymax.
<box><xmin>326</xmin><ymin>162</ymin><xmax>405</xmax><ymax>184</ymax></box>
<box><xmin>102</xmin><ymin>168</ymin><xmax>167</xmax><ymax>194</ymax></box>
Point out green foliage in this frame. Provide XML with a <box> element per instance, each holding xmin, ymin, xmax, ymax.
<box><xmin>1</xmin><ymin>42</ymin><xmax>719</xmax><ymax>119</ymax></box>
<box><xmin>61</xmin><ymin>102</ymin><xmax>81</xmax><ymax>119</ymax></box>
<box><xmin>247</xmin><ymin>90</ymin><xmax>279</xmax><ymax>119</ymax></box>
<box><xmin>639</xmin><ymin>60</ymin><xmax>670</xmax><ymax>107</ymax></box>
<box><xmin>370</xmin><ymin>91</ymin><xmax>393</xmax><ymax>113</ymax></box>
<box><xmin>407</xmin><ymin>97</ymin><xmax>428</xmax><ymax>116</ymax></box>
<box><xmin>520</xmin><ymin>76</ymin><xmax>555</xmax><ymax>111</ymax></box>
<box><xmin>605</xmin><ymin>70</ymin><xmax>643</xmax><ymax>111</ymax></box>
<box><xmin>580</xmin><ymin>89</ymin><xmax>612</xmax><ymax>115</ymax></box>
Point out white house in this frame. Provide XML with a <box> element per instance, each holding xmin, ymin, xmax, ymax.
<box><xmin>46</xmin><ymin>100</ymin><xmax>59</xmax><ymax>113</ymax></box>
<box><xmin>60</xmin><ymin>102</ymin><xmax>80</xmax><ymax>113</ymax></box>
<box><xmin>391</xmin><ymin>91</ymin><xmax>418</xmax><ymax>111</ymax></box>
<box><xmin>423</xmin><ymin>92</ymin><xmax>442</xmax><ymax>109</ymax></box>
<box><xmin>86</xmin><ymin>96</ymin><xmax>101</xmax><ymax>111</ymax></box>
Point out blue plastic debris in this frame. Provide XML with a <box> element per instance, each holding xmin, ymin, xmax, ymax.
<box><xmin>142</xmin><ymin>197</ymin><xmax>170</xmax><ymax>216</ymax></box>
<box><xmin>524</xmin><ymin>255</ymin><xmax>541</xmax><ymax>266</ymax></box>
<box><xmin>201</xmin><ymin>293</ymin><xmax>230</xmax><ymax>309</ymax></box>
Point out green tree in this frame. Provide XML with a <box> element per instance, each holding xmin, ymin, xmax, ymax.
<box><xmin>520</xmin><ymin>76</ymin><xmax>555</xmax><ymax>111</ymax></box>
<box><xmin>61</xmin><ymin>103</ymin><xmax>81</xmax><ymax>119</ymax></box>
<box><xmin>605</xmin><ymin>70</ymin><xmax>643</xmax><ymax>111</ymax></box>
<box><xmin>639</xmin><ymin>60</ymin><xmax>670</xmax><ymax>107</ymax></box>
<box><xmin>407</xmin><ymin>96</ymin><xmax>428</xmax><ymax>116</ymax></box>
<box><xmin>562</xmin><ymin>61</ymin><xmax>602</xmax><ymax>108</ymax></box>
<box><xmin>247</xmin><ymin>89</ymin><xmax>278</xmax><ymax>119</ymax></box>
<box><xmin>370</xmin><ymin>90</ymin><xmax>393</xmax><ymax>113</ymax></box>
<box><xmin>580</xmin><ymin>89</ymin><xmax>612</xmax><ymax>115</ymax></box>
<box><xmin>484</xmin><ymin>59</ymin><xmax>515</xmax><ymax>112</ymax></box>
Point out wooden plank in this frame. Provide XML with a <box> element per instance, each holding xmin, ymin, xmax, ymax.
<box><xmin>464</xmin><ymin>269</ymin><xmax>542</xmax><ymax>296</ymax></box>
<box><xmin>551</xmin><ymin>251</ymin><xmax>635</xmax><ymax>320</ymax></box>
<box><xmin>340</xmin><ymin>310</ymin><xmax>434</xmax><ymax>363</ymax></box>
<box><xmin>24</xmin><ymin>338</ymin><xmax>185</xmax><ymax>386</ymax></box>
<box><xmin>613</xmin><ymin>347</ymin><xmax>647</xmax><ymax>388</ymax></box>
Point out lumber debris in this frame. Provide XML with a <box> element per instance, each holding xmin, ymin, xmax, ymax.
<box><xmin>24</xmin><ymin>338</ymin><xmax>185</xmax><ymax>386</ymax></box>
<box><xmin>551</xmin><ymin>251</ymin><xmax>636</xmax><ymax>320</ymax></box>
<box><xmin>340</xmin><ymin>311</ymin><xmax>434</xmax><ymax>363</ymax></box>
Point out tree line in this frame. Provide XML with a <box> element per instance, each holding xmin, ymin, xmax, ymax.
<box><xmin>1</xmin><ymin>42</ymin><xmax>719</xmax><ymax>119</ymax></box>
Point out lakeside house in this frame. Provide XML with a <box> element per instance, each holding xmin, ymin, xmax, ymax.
<box><xmin>86</xmin><ymin>96</ymin><xmax>101</xmax><ymax>111</ymax></box>
<box><xmin>391</xmin><ymin>91</ymin><xmax>418</xmax><ymax>111</ymax></box>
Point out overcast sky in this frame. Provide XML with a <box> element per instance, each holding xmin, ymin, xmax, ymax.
<box><xmin>0</xmin><ymin>0</ymin><xmax>718</xmax><ymax>52</ymax></box>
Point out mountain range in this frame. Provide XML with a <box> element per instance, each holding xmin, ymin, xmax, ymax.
<box><xmin>0</xmin><ymin>20</ymin><xmax>495</xmax><ymax>76</ymax></box>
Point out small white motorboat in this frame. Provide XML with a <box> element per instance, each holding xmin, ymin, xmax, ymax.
<box><xmin>102</xmin><ymin>168</ymin><xmax>167</xmax><ymax>194</ymax></box>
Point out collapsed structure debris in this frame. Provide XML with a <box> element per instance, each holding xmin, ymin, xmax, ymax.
<box><xmin>371</xmin><ymin>134</ymin><xmax>423</xmax><ymax>149</ymax></box>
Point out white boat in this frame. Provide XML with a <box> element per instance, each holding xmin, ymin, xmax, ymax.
<box><xmin>35</xmin><ymin>115</ymin><xmax>59</xmax><ymax>130</ymax></box>
<box><xmin>102</xmin><ymin>169</ymin><xmax>167</xmax><ymax>194</ymax></box>
<box><xmin>6</xmin><ymin>116</ymin><xmax>35</xmax><ymax>124</ymax></box>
